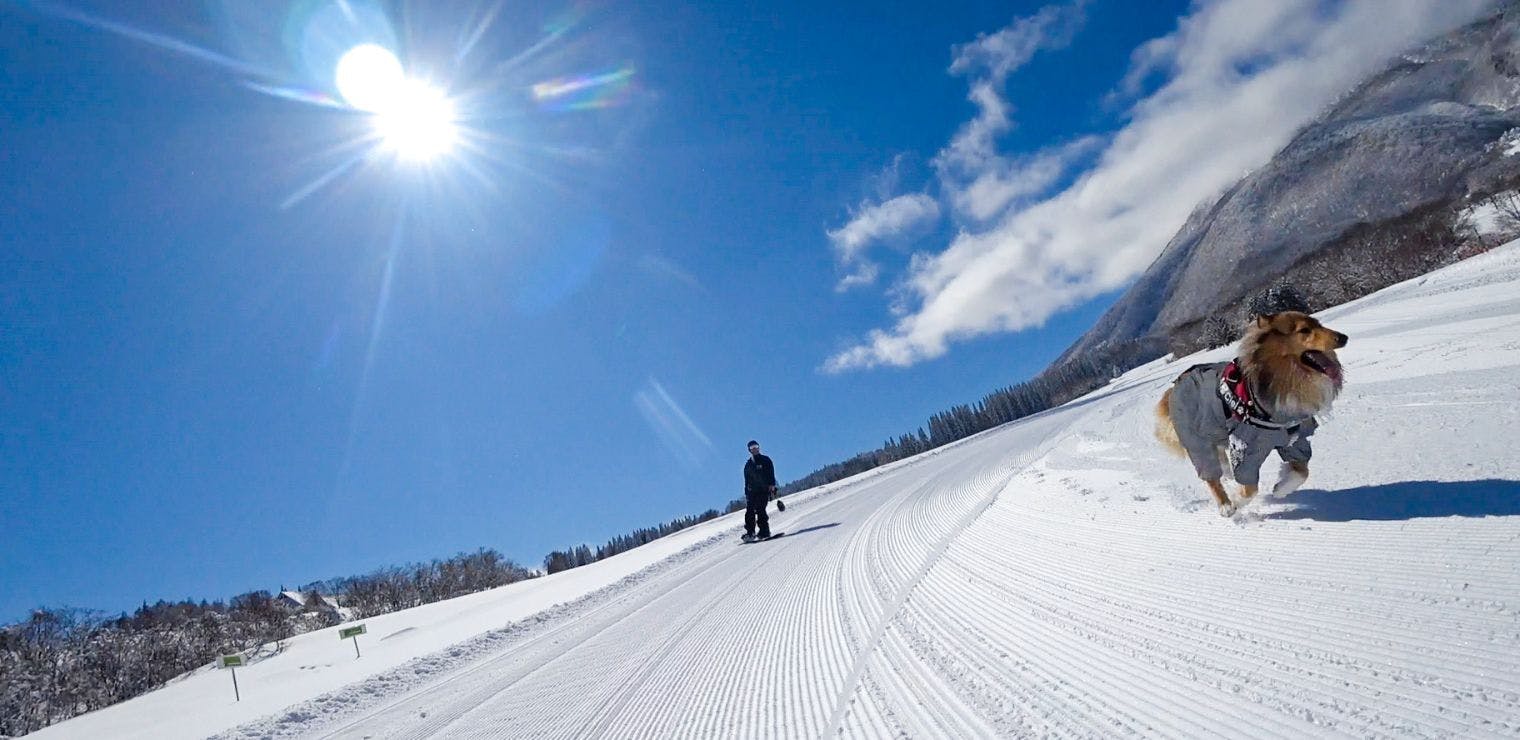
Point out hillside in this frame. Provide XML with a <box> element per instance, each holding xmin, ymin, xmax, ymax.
<box><xmin>1062</xmin><ymin>2</ymin><xmax>1520</xmax><ymax>364</ymax></box>
<box><xmin>30</xmin><ymin>240</ymin><xmax>1520</xmax><ymax>738</ymax></box>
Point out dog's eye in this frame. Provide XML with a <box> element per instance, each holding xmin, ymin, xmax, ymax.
<box><xmin>1298</xmin><ymin>327</ymin><xmax>1310</xmax><ymax>335</ymax></box>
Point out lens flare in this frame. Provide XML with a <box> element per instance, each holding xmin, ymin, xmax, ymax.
<box><xmin>531</xmin><ymin>67</ymin><xmax>635</xmax><ymax>111</ymax></box>
<box><xmin>332</xmin><ymin>43</ymin><xmax>457</xmax><ymax>162</ymax></box>
<box><xmin>334</xmin><ymin>43</ymin><xmax>403</xmax><ymax>112</ymax></box>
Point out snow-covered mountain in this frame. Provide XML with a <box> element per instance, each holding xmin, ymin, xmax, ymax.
<box><xmin>32</xmin><ymin>240</ymin><xmax>1520</xmax><ymax>738</ymax></box>
<box><xmin>1063</xmin><ymin>1</ymin><xmax>1520</xmax><ymax>364</ymax></box>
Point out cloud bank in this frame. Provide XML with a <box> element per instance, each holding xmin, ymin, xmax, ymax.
<box><xmin>826</xmin><ymin>0</ymin><xmax>1492</xmax><ymax>372</ymax></box>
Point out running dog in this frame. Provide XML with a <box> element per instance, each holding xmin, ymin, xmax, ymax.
<box><xmin>1155</xmin><ymin>311</ymin><xmax>1348</xmax><ymax>516</ymax></box>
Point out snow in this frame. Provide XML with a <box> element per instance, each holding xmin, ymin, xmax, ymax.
<box><xmin>33</xmin><ymin>241</ymin><xmax>1520</xmax><ymax>738</ymax></box>
<box><xmin>1461</xmin><ymin>192</ymin><xmax>1520</xmax><ymax>238</ymax></box>
<box><xmin>1465</xmin><ymin>201</ymin><xmax>1507</xmax><ymax>236</ymax></box>
<box><xmin>1505</xmin><ymin>129</ymin><xmax>1520</xmax><ymax>157</ymax></box>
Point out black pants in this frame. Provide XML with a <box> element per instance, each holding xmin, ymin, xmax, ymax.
<box><xmin>744</xmin><ymin>493</ymin><xmax>770</xmax><ymax>537</ymax></box>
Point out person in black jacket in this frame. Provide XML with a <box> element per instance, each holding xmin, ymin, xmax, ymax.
<box><xmin>742</xmin><ymin>440</ymin><xmax>780</xmax><ymax>541</ymax></box>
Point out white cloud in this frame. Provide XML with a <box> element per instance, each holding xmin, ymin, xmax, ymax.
<box><xmin>937</xmin><ymin>3</ymin><xmax>1087</xmax><ymax>180</ymax></box>
<box><xmin>836</xmin><ymin>261</ymin><xmax>881</xmax><ymax>292</ymax></box>
<box><xmin>824</xmin><ymin>3</ymin><xmax>1084</xmax><ymax>295</ymax></box>
<box><xmin>827</xmin><ymin>0</ymin><xmax>1492</xmax><ymax>372</ymax></box>
<box><xmin>826</xmin><ymin>193</ymin><xmax>940</xmax><ymax>291</ymax></box>
<box><xmin>950</xmin><ymin>136</ymin><xmax>1103</xmax><ymax>221</ymax></box>
<box><xmin>948</xmin><ymin>2</ymin><xmax>1088</xmax><ymax>82</ymax></box>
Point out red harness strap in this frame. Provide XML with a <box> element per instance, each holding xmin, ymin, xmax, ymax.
<box><xmin>1218</xmin><ymin>361</ymin><xmax>1252</xmax><ymax>418</ymax></box>
<box><xmin>1216</xmin><ymin>360</ymin><xmax>1298</xmax><ymax>431</ymax></box>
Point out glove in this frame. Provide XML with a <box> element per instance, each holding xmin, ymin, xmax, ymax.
<box><xmin>776</xmin><ymin>499</ymin><xmax>786</xmax><ymax>512</ymax></box>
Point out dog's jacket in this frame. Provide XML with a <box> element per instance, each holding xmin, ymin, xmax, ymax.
<box><xmin>1168</xmin><ymin>361</ymin><xmax>1317</xmax><ymax>485</ymax></box>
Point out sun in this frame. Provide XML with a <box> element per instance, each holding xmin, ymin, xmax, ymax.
<box><xmin>335</xmin><ymin>43</ymin><xmax>457</xmax><ymax>162</ymax></box>
<box><xmin>372</xmin><ymin>80</ymin><xmax>457</xmax><ymax>162</ymax></box>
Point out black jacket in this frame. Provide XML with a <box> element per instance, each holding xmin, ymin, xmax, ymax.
<box><xmin>744</xmin><ymin>453</ymin><xmax>777</xmax><ymax>496</ymax></box>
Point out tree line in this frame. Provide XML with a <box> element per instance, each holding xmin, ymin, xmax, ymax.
<box><xmin>775</xmin><ymin>340</ymin><xmax>1153</xmax><ymax>497</ymax></box>
<box><xmin>542</xmin><ymin>507</ymin><xmax>732</xmax><ymax>574</ymax></box>
<box><xmin>0</xmin><ymin>548</ymin><xmax>534</xmax><ymax>736</ymax></box>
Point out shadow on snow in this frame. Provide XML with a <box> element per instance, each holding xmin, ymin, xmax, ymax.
<box><xmin>1267</xmin><ymin>479</ymin><xmax>1520</xmax><ymax>522</ymax></box>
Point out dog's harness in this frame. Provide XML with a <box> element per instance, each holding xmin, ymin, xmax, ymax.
<box><xmin>1216</xmin><ymin>360</ymin><xmax>1300</xmax><ymax>432</ymax></box>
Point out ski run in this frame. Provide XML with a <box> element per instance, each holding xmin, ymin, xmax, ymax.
<box><xmin>35</xmin><ymin>242</ymin><xmax>1520</xmax><ymax>738</ymax></box>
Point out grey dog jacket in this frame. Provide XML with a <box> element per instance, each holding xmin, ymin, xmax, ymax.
<box><xmin>1168</xmin><ymin>361</ymin><xmax>1316</xmax><ymax>485</ymax></box>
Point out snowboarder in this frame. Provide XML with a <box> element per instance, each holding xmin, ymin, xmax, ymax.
<box><xmin>742</xmin><ymin>440</ymin><xmax>782</xmax><ymax>542</ymax></box>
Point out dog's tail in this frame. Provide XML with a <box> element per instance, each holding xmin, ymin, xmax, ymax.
<box><xmin>1154</xmin><ymin>387</ymin><xmax>1185</xmax><ymax>457</ymax></box>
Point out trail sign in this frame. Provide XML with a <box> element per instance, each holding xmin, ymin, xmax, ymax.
<box><xmin>218</xmin><ymin>655</ymin><xmax>244</xmax><ymax>701</ymax></box>
<box><xmin>339</xmin><ymin>623</ymin><xmax>367</xmax><ymax>658</ymax></box>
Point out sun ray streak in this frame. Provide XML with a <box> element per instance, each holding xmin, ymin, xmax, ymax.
<box><xmin>453</xmin><ymin>155</ymin><xmax>504</xmax><ymax>197</ymax></box>
<box><xmin>22</xmin><ymin>0</ymin><xmax>272</xmax><ymax>79</ymax></box>
<box><xmin>487</xmin><ymin>21</ymin><xmax>573</xmax><ymax>79</ymax></box>
<box><xmin>634</xmin><ymin>379</ymin><xmax>713</xmax><ymax>469</ymax></box>
<box><xmin>334</xmin><ymin>206</ymin><xmax>406</xmax><ymax>499</ymax></box>
<box><xmin>363</xmin><ymin>214</ymin><xmax>403</xmax><ymax>401</ymax></box>
<box><xmin>242</xmin><ymin>80</ymin><xmax>345</xmax><ymax>108</ymax></box>
<box><xmin>455</xmin><ymin>0</ymin><xmax>506</xmax><ymax>66</ymax></box>
<box><xmin>281</xmin><ymin>150</ymin><xmax>369</xmax><ymax>210</ymax></box>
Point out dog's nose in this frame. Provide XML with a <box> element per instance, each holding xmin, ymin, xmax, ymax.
<box><xmin>1334</xmin><ymin>332</ymin><xmax>1348</xmax><ymax>348</ymax></box>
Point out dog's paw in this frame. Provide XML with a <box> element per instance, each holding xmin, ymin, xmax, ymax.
<box><xmin>1217</xmin><ymin>501</ymin><xmax>1237</xmax><ymax>517</ymax></box>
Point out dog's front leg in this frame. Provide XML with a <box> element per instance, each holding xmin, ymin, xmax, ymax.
<box><xmin>1204</xmin><ymin>479</ymin><xmax>1235</xmax><ymax>516</ymax></box>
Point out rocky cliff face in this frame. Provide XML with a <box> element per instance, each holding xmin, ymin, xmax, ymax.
<box><xmin>1060</xmin><ymin>3</ymin><xmax>1520</xmax><ymax>364</ymax></box>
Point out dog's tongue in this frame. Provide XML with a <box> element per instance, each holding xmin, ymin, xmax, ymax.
<box><xmin>1303</xmin><ymin>350</ymin><xmax>1343</xmax><ymax>387</ymax></box>
<box><xmin>1324</xmin><ymin>361</ymin><xmax>1343</xmax><ymax>388</ymax></box>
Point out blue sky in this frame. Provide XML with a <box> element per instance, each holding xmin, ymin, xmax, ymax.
<box><xmin>0</xmin><ymin>0</ymin><xmax>1488</xmax><ymax>621</ymax></box>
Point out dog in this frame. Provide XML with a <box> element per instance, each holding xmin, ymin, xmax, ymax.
<box><xmin>1155</xmin><ymin>311</ymin><xmax>1347</xmax><ymax>516</ymax></box>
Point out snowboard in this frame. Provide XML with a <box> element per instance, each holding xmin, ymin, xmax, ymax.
<box><xmin>740</xmin><ymin>532</ymin><xmax>785</xmax><ymax>544</ymax></box>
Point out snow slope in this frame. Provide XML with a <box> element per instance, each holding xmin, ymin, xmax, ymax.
<box><xmin>35</xmin><ymin>242</ymin><xmax>1520</xmax><ymax>738</ymax></box>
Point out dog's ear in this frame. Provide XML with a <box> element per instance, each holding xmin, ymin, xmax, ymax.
<box><xmin>1255</xmin><ymin>313</ymin><xmax>1275</xmax><ymax>330</ymax></box>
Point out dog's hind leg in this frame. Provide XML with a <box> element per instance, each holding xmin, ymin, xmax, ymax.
<box><xmin>1215</xmin><ymin>446</ymin><xmax>1234</xmax><ymax>482</ymax></box>
<box><xmin>1204</xmin><ymin>478</ymin><xmax>1235</xmax><ymax>516</ymax></box>
<box><xmin>1272</xmin><ymin>461</ymin><xmax>1309</xmax><ymax>497</ymax></box>
<box><xmin>1238</xmin><ymin>483</ymin><xmax>1258</xmax><ymax>502</ymax></box>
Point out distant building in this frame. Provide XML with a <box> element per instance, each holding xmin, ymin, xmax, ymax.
<box><xmin>274</xmin><ymin>590</ymin><xmax>352</xmax><ymax>621</ymax></box>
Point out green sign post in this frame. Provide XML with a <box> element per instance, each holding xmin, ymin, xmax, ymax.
<box><xmin>339</xmin><ymin>623</ymin><xmax>367</xmax><ymax>658</ymax></box>
<box><xmin>218</xmin><ymin>655</ymin><xmax>245</xmax><ymax>701</ymax></box>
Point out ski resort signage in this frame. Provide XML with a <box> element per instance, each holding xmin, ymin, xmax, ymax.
<box><xmin>340</xmin><ymin>623</ymin><xmax>367</xmax><ymax>658</ymax></box>
<box><xmin>218</xmin><ymin>655</ymin><xmax>244</xmax><ymax>701</ymax></box>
